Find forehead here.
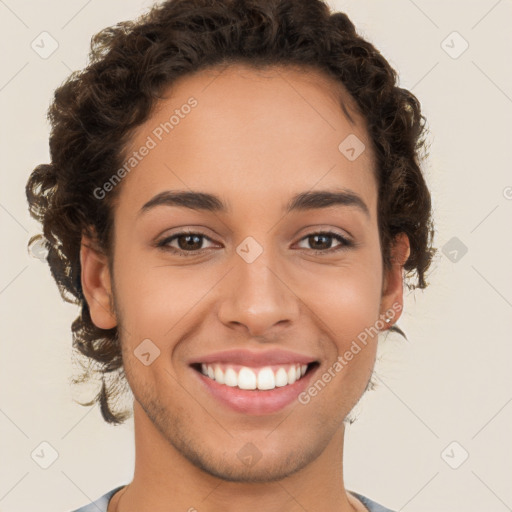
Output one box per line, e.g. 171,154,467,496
114,63,377,220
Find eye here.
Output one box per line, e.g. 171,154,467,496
156,230,216,256
295,231,353,253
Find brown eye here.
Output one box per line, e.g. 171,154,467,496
157,231,216,256
296,231,353,253
174,233,204,251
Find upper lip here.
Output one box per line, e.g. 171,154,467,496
189,348,317,367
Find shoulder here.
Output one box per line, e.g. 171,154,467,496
68,485,126,512
349,490,397,512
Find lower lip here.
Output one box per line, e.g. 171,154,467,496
193,366,317,415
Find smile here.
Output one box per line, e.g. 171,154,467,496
198,363,309,390
191,361,319,415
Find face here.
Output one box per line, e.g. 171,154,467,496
82,64,408,483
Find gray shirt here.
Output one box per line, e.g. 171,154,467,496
69,486,396,512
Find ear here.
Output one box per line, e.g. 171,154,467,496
379,232,410,329
80,233,117,330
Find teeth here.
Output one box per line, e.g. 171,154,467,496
238,367,257,390
287,365,297,385
224,367,238,387
199,362,310,390
214,365,224,384
257,367,275,390
275,367,288,387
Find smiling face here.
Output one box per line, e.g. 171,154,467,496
81,63,408,484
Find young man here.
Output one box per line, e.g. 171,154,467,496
25,1,435,511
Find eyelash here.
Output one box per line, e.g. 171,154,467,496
156,229,354,257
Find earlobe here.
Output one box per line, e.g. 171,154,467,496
80,234,117,330
380,233,410,329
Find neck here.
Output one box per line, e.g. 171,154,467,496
117,401,358,512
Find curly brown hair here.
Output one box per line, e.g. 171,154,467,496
25,0,437,425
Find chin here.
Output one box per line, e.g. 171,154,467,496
181,446,315,484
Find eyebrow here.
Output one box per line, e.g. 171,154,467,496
138,188,370,219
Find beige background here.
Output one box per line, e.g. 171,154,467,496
1,0,511,511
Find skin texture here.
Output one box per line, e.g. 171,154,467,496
81,64,410,512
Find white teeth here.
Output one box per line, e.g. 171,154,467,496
224,367,237,387
238,367,257,390
257,367,275,390
287,365,297,385
199,362,310,390
214,365,224,384
275,368,288,387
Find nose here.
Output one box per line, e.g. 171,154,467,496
217,245,300,338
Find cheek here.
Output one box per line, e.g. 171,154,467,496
294,255,383,342
298,275,381,415
311,284,380,395
114,264,209,341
